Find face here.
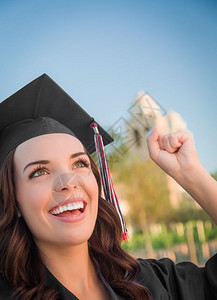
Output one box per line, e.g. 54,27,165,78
13,133,99,249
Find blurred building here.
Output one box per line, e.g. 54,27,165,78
126,92,187,208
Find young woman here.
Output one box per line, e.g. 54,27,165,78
0,74,216,300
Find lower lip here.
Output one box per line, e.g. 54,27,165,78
50,206,87,223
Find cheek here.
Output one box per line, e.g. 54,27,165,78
16,181,52,239
90,178,99,222
87,174,99,200
83,172,99,214
16,181,50,215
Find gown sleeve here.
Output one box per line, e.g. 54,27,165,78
135,253,217,300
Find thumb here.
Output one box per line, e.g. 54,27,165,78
147,127,160,162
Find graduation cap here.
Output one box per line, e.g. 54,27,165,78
0,74,128,241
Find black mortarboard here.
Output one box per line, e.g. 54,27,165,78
0,73,113,167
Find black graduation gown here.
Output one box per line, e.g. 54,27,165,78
0,253,217,300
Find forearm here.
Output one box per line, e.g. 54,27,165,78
174,163,217,224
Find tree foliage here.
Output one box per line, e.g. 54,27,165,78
111,154,172,229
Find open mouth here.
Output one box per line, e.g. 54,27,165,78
50,201,87,217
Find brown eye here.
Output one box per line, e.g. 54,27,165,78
73,159,90,169
34,169,48,177
29,166,49,178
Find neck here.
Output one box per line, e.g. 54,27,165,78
37,241,101,297
40,243,94,285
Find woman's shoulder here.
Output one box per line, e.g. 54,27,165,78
135,253,217,300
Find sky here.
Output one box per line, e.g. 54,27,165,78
0,0,217,173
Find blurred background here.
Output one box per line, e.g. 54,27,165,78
1,0,217,265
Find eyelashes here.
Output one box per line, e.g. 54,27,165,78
29,165,49,179
73,158,90,169
29,157,90,179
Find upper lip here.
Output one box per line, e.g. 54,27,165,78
49,198,87,213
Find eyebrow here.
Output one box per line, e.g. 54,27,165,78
23,152,87,173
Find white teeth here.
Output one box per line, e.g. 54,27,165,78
51,201,84,215
68,203,73,210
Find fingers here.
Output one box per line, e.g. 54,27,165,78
158,133,182,153
147,127,160,161
147,128,192,159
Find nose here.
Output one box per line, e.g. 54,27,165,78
51,172,86,205
52,172,85,192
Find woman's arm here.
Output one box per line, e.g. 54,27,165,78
147,128,217,224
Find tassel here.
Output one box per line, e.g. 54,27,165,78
90,122,128,242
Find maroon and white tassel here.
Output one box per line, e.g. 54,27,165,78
91,122,128,242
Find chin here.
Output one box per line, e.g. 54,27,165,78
56,228,95,246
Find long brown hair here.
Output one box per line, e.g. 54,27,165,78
0,148,151,300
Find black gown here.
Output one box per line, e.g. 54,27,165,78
0,253,217,299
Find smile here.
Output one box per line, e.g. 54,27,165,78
49,200,87,223
50,201,85,215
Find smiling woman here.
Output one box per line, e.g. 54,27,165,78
0,75,217,300
0,74,150,300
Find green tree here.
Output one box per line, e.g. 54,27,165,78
109,153,171,255
113,157,171,225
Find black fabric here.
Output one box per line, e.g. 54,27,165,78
0,74,113,167
0,274,14,299
135,254,217,300
0,254,217,299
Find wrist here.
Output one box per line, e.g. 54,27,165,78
173,161,206,189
